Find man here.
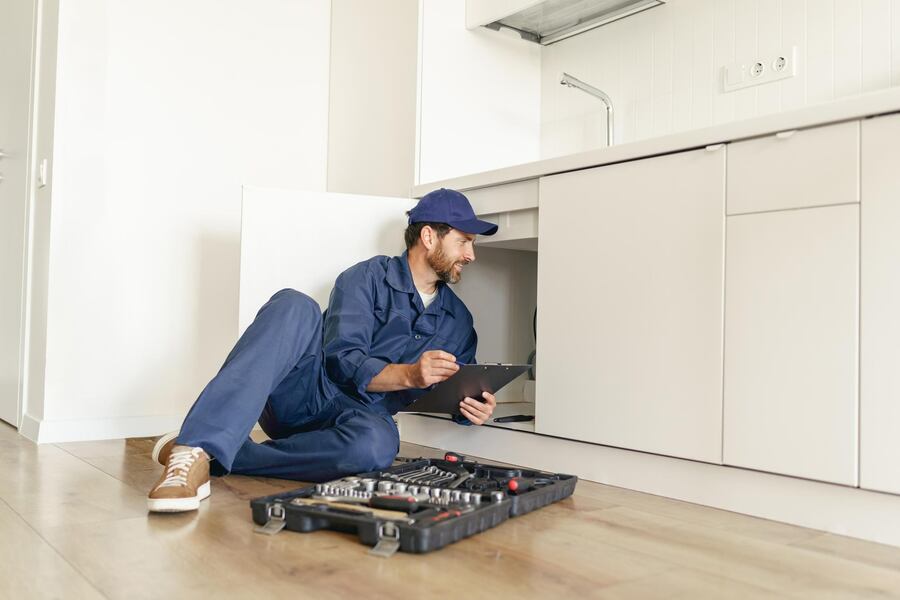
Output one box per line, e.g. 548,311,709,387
147,188,499,512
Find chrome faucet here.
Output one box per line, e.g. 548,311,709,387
560,72,614,147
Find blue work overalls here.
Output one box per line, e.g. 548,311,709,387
177,251,477,481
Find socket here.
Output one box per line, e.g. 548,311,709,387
722,46,797,93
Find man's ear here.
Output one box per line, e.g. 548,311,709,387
420,225,435,250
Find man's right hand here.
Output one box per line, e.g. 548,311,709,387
406,350,459,388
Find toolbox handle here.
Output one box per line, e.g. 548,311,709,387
369,522,401,558
254,502,286,536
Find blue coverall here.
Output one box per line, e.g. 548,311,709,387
176,251,478,481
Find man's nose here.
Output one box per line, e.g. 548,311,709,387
464,247,476,263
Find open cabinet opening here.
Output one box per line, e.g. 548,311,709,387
418,238,539,433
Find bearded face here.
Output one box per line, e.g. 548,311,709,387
426,235,470,284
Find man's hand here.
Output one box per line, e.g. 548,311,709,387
459,391,496,425
406,350,459,388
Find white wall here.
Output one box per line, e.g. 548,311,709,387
417,0,542,185
25,0,332,441
541,0,900,157
327,0,419,198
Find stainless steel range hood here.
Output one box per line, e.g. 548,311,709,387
484,0,666,46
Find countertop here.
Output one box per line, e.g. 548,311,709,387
411,86,900,198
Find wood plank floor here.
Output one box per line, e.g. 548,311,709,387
2,421,900,599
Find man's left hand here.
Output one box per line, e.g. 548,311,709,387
459,392,496,425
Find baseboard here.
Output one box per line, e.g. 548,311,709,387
19,413,184,444
397,413,900,548
19,413,42,441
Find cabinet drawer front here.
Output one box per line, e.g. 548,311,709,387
463,179,538,215
727,121,859,215
723,205,859,485
477,208,538,251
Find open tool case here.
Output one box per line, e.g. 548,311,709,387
250,452,577,557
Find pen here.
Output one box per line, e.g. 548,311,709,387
492,414,534,423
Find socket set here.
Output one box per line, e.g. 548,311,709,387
250,452,577,556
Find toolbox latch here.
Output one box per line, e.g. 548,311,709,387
369,521,401,558
254,502,286,536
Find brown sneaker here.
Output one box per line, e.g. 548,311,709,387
147,446,211,513
151,430,180,466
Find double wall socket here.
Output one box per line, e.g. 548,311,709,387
722,47,797,93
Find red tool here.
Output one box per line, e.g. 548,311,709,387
370,495,420,513
444,452,465,463
507,477,553,494
429,509,463,523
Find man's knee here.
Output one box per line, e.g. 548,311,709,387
368,432,399,470
341,417,398,472
267,289,321,322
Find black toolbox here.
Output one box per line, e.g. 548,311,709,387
250,452,578,556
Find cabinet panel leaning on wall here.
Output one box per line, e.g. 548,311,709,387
536,147,726,463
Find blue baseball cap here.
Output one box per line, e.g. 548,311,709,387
408,188,498,236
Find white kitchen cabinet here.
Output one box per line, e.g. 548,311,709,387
860,113,900,494
535,147,726,463
727,121,859,215
723,205,859,486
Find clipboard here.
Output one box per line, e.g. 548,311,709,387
402,363,531,415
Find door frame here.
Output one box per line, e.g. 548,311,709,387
1,0,38,428
3,0,58,431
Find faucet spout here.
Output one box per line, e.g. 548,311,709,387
560,72,614,147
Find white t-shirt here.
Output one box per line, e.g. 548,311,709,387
418,288,438,309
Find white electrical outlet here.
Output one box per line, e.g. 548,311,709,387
722,47,797,93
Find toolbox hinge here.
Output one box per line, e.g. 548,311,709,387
369,521,401,558
254,502,287,536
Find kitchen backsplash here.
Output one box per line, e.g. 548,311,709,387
541,0,900,157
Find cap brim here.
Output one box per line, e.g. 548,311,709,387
448,218,499,236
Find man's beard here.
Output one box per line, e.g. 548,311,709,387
427,244,465,284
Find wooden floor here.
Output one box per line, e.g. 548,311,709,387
3,422,900,599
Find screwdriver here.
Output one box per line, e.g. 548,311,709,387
506,477,554,494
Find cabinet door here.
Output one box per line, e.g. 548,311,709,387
536,148,726,463
239,187,414,333
723,205,858,485
861,114,900,494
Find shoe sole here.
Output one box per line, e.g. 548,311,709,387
151,430,180,466
147,481,211,513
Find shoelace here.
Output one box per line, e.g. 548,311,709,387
158,447,204,489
